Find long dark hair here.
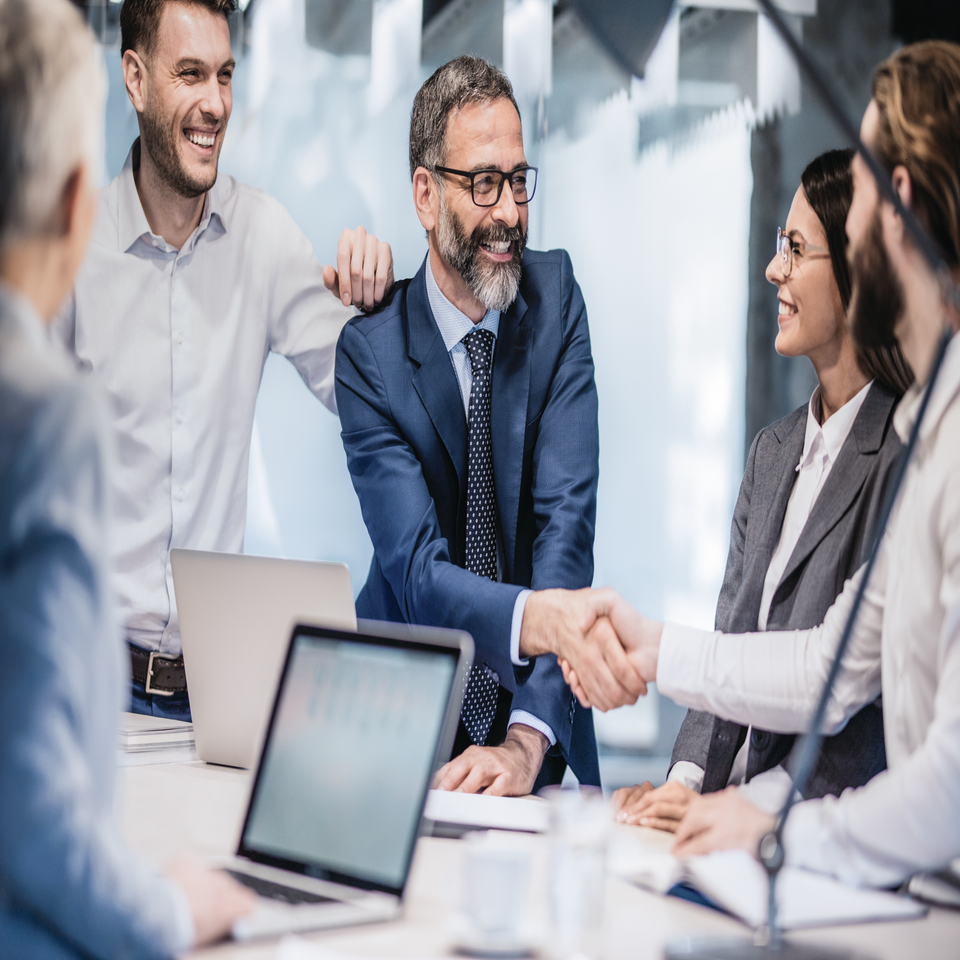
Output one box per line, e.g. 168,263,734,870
800,149,914,393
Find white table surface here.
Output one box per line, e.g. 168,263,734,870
118,760,960,959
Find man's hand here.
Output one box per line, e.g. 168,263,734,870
432,724,549,796
322,225,394,311
611,780,697,832
559,588,662,709
519,589,647,712
672,787,776,859
165,856,256,947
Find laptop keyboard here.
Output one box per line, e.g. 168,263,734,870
226,869,336,905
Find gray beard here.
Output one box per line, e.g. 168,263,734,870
437,196,525,312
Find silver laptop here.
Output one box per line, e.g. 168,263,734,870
171,549,356,769
221,619,472,940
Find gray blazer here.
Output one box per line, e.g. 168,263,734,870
671,381,902,798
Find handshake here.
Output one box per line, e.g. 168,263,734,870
518,588,664,711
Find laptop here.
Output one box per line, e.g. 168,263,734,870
221,619,472,940
171,549,357,769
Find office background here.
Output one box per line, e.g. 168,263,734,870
82,0,957,786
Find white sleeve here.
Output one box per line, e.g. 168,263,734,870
266,203,354,415
668,761,705,793
782,600,960,887
737,764,795,815
656,553,885,736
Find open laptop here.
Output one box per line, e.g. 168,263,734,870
171,549,357,769
220,619,472,940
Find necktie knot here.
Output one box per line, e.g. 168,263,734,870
462,328,495,377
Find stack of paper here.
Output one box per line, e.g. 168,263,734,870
423,789,549,834
119,712,197,766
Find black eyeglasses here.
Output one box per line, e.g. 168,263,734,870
433,165,539,207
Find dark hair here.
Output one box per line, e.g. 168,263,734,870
800,149,914,394
120,0,236,60
409,55,520,180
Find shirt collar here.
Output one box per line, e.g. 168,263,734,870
894,328,960,445
798,379,873,471
117,139,227,254
425,252,499,353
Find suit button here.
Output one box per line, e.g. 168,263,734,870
751,729,769,749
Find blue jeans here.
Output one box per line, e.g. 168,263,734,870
129,677,192,722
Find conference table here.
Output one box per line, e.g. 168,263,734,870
119,759,960,959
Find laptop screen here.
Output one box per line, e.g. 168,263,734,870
238,625,460,894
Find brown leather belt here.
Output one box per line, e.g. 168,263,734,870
128,642,188,696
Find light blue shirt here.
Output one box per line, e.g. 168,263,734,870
0,283,193,958
424,256,553,747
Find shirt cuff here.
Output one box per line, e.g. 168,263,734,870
166,875,196,954
511,590,532,666
736,764,796,815
668,760,705,793
508,710,557,747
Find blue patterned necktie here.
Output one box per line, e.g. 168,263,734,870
460,328,500,745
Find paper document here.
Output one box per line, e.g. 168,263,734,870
277,936,432,960
424,789,549,833
613,846,926,930
118,712,197,766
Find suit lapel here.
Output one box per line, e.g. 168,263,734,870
407,265,468,487
754,415,806,571
727,411,805,630
491,289,531,579
775,383,894,591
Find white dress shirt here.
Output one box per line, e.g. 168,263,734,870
670,381,872,806
658,332,960,887
52,142,352,654
424,254,553,747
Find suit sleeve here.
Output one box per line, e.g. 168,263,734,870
670,430,761,773
0,385,191,959
336,322,522,683
509,252,599,757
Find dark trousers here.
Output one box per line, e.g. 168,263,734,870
128,677,192,722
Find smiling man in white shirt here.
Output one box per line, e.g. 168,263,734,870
53,0,394,719
567,40,960,889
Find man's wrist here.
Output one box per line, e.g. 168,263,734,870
518,589,563,660
504,723,550,767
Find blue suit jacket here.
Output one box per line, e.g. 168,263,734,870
335,250,600,785
0,287,190,959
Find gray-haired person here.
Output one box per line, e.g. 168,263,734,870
0,0,252,955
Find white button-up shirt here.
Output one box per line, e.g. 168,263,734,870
658,331,960,886
52,142,352,654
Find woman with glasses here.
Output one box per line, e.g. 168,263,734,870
612,149,913,830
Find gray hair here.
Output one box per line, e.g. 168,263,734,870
409,55,520,180
0,0,104,248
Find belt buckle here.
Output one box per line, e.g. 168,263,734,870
145,650,178,697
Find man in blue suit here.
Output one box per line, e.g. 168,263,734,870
336,56,631,793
